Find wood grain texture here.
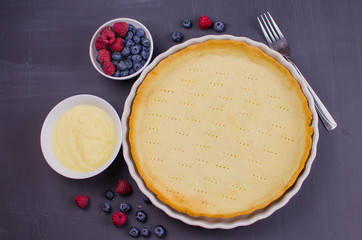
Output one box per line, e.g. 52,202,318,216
0,0,361,239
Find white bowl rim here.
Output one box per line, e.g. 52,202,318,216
40,94,122,179
89,18,154,80
121,35,319,229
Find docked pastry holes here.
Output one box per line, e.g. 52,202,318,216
129,40,313,218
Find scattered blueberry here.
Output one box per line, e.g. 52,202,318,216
133,35,141,44
141,50,149,60
125,39,135,47
124,60,133,69
141,228,151,237
113,69,121,77
182,19,192,28
128,24,134,31
142,195,151,204
102,202,112,213
131,45,141,55
130,227,140,238
135,210,148,223
133,62,143,72
132,55,142,62
111,51,122,61
121,46,131,57
171,31,183,42
135,28,145,37
120,69,130,77
105,190,115,200
125,31,134,40
117,61,127,71
141,37,150,47
119,202,131,213
154,225,166,238
213,21,225,32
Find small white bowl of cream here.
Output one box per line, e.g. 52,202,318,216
40,94,122,179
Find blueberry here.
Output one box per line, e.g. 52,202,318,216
105,190,115,200
119,202,131,213
111,51,122,61
117,61,127,71
124,60,133,69
125,31,134,40
182,19,192,28
132,28,137,34
133,35,141,44
133,62,142,72
131,45,141,55
125,39,135,47
129,68,135,75
99,63,103,68
140,50,149,60
113,69,121,77
120,69,130,77
130,227,140,238
112,60,119,66
128,24,134,31
121,46,131,57
96,56,100,62
171,31,183,42
154,225,166,238
213,21,225,32
102,202,112,213
131,55,142,62
135,210,147,223
141,37,150,47
141,228,151,237
142,195,151,204
142,46,150,52
135,28,145,37
127,55,133,60
141,60,146,66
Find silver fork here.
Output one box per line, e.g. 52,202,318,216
257,12,337,131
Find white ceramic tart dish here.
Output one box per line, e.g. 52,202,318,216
122,35,319,228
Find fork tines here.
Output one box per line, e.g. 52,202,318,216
257,12,284,46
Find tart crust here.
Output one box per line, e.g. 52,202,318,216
129,40,313,218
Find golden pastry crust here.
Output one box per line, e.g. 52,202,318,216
129,40,313,218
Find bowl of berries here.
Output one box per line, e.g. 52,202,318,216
89,18,153,80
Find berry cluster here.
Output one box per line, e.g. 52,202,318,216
95,22,151,77
74,179,166,238
172,15,226,43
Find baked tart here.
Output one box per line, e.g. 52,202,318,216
129,39,313,218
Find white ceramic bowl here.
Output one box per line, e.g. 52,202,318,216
40,94,122,179
89,18,154,80
122,35,319,228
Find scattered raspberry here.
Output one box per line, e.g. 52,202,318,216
113,22,129,37
102,61,116,75
198,15,212,30
115,179,132,195
108,37,124,52
97,49,111,63
112,211,127,227
99,26,112,36
74,195,89,208
101,29,116,45
95,37,107,50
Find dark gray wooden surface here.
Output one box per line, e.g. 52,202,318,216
1,0,361,239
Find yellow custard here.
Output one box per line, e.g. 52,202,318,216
51,105,117,172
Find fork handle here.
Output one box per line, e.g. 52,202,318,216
284,56,337,131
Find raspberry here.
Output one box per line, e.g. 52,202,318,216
108,37,123,52
115,179,132,195
102,61,116,75
97,49,111,63
95,37,107,50
74,195,89,208
99,26,112,36
198,15,212,30
113,22,129,37
112,211,127,227
101,29,116,45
